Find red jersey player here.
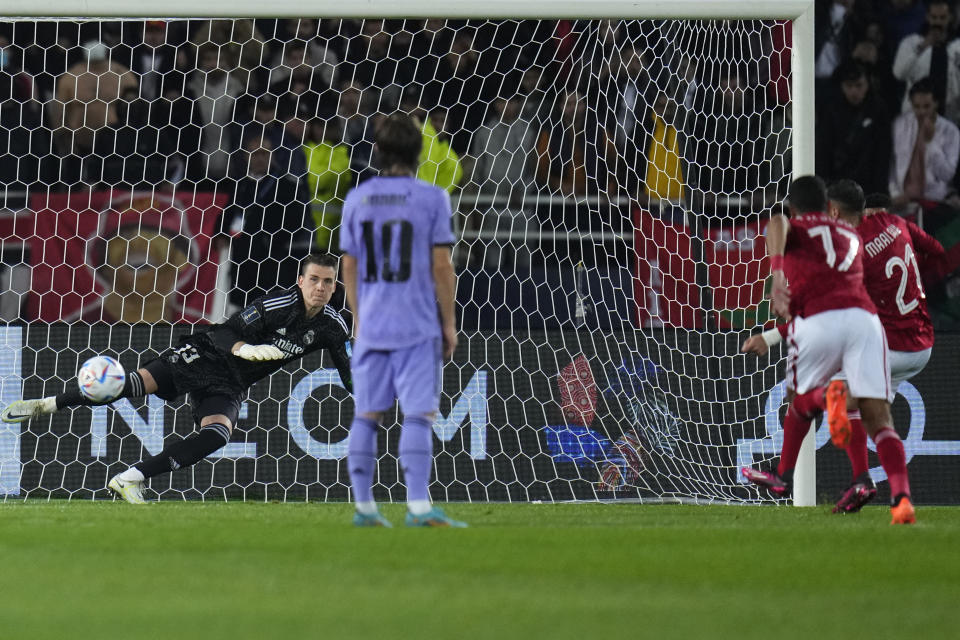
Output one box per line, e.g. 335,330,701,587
827,184,941,512
740,176,916,524
744,183,943,516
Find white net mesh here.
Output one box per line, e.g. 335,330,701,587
0,17,791,501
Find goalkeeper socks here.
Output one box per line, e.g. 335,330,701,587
873,426,911,501
777,402,814,478
135,423,231,479
348,416,378,505
845,411,869,479
399,415,433,504
56,370,147,409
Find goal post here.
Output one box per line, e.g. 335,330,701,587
0,1,818,504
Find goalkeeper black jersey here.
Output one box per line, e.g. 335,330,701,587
179,286,353,393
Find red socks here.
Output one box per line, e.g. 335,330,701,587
873,427,911,500
777,388,825,477
845,411,869,479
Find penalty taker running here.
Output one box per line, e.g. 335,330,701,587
1,253,352,504
740,176,916,524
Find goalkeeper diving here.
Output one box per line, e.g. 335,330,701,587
1,253,352,504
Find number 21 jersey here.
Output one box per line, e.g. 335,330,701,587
856,211,934,352
783,212,876,319
340,175,456,349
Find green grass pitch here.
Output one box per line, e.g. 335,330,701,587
1,502,958,640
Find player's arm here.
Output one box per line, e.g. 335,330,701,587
210,299,285,361
742,321,789,356
328,333,353,394
433,245,457,360
927,120,960,182
765,214,791,319
338,192,360,335
341,254,359,335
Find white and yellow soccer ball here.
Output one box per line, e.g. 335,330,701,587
77,355,126,402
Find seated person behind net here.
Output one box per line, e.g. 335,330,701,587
1,254,352,504
224,132,312,309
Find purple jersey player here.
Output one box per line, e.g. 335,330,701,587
340,113,464,528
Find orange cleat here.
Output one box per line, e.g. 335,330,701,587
826,380,851,449
890,496,916,525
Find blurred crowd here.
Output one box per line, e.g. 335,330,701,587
7,9,960,304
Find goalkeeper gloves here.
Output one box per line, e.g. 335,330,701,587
233,344,286,361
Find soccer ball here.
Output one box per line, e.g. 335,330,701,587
77,355,126,402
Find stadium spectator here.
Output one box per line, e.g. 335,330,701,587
304,117,351,252
640,89,688,218
816,62,890,195
340,112,465,528
889,78,960,208
182,44,247,187
189,19,266,92
337,79,379,185
881,0,929,55
891,0,960,117
815,0,860,81
345,19,408,111
223,133,313,308
280,19,339,91
2,254,352,506
685,68,768,216
49,40,137,186
518,66,554,126
602,43,653,162
535,89,616,199
0,36,44,188
418,107,463,193
845,14,898,102
432,30,500,154
466,94,536,268
267,41,328,119
129,21,179,102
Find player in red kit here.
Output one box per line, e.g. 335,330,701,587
825,184,941,513
740,176,916,524
744,184,943,515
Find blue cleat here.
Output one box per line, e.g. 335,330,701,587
353,511,393,528
405,507,468,528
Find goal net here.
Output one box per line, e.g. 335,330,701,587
0,11,804,502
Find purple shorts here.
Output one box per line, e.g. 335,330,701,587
352,338,443,415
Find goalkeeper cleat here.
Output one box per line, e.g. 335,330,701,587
353,511,393,528
832,473,877,514
826,380,851,449
108,474,146,505
405,507,468,528
741,466,791,497
2,399,51,424
890,495,916,525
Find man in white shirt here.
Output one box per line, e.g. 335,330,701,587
891,0,960,119
890,78,960,205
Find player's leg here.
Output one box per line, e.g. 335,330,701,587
1,361,162,424
394,338,465,527
742,315,841,496
109,393,241,504
844,311,914,524
348,344,394,526
859,398,914,524
833,387,876,513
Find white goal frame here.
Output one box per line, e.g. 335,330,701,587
0,0,817,505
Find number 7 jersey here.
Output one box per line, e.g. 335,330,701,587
856,210,935,352
783,212,876,319
340,175,456,349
